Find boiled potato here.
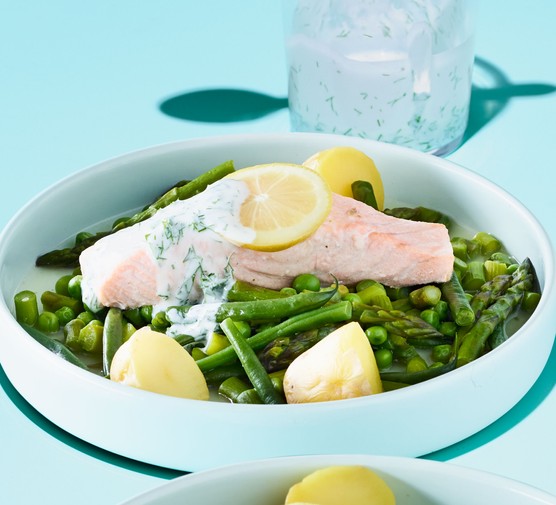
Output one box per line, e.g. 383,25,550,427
303,146,384,210
110,327,209,400
283,322,382,403
285,465,395,505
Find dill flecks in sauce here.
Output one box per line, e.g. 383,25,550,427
81,178,255,340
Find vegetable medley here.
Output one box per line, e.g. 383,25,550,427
13,147,541,405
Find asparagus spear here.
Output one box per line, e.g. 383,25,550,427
257,326,339,373
35,160,235,267
457,258,534,367
355,304,445,341
383,206,451,228
112,160,235,231
469,273,513,316
440,271,475,326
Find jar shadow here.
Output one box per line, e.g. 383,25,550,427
158,57,555,152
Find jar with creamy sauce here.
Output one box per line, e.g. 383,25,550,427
282,0,476,156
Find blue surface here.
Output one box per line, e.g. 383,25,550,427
1,1,555,503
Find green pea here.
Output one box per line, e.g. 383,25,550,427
420,309,440,329
67,275,83,300
432,344,452,363
343,293,362,304
433,300,449,320
75,231,94,245
439,321,457,337
140,305,153,323
123,308,145,327
365,326,388,346
355,279,377,292
122,322,137,343
54,274,73,296
374,348,393,370
151,311,169,330
292,273,321,293
54,306,76,326
76,310,96,325
280,287,297,297
406,356,428,373
37,311,60,333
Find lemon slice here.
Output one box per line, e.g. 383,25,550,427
303,146,384,210
224,163,332,252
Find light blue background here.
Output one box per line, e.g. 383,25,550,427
1,1,555,503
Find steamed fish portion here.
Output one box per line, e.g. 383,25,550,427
80,182,453,314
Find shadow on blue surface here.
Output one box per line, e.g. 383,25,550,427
158,57,556,149
1,336,554,478
424,337,556,461
0,363,185,479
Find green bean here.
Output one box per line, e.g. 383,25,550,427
451,237,469,260
64,318,85,351
484,260,508,281
461,261,486,291
357,283,392,309
440,271,475,326
203,364,247,386
220,318,284,404
409,285,441,309
102,308,123,377
168,287,336,325
196,301,353,372
79,321,104,354
40,291,83,315
218,376,251,403
14,290,39,326
236,377,284,404
21,323,88,370
226,280,290,302
472,231,502,256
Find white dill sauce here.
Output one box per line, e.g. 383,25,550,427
78,178,255,341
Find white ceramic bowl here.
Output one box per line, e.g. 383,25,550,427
119,454,556,505
0,133,554,471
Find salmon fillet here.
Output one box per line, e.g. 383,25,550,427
231,194,454,289
80,192,454,311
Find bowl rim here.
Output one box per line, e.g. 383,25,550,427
0,132,554,469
